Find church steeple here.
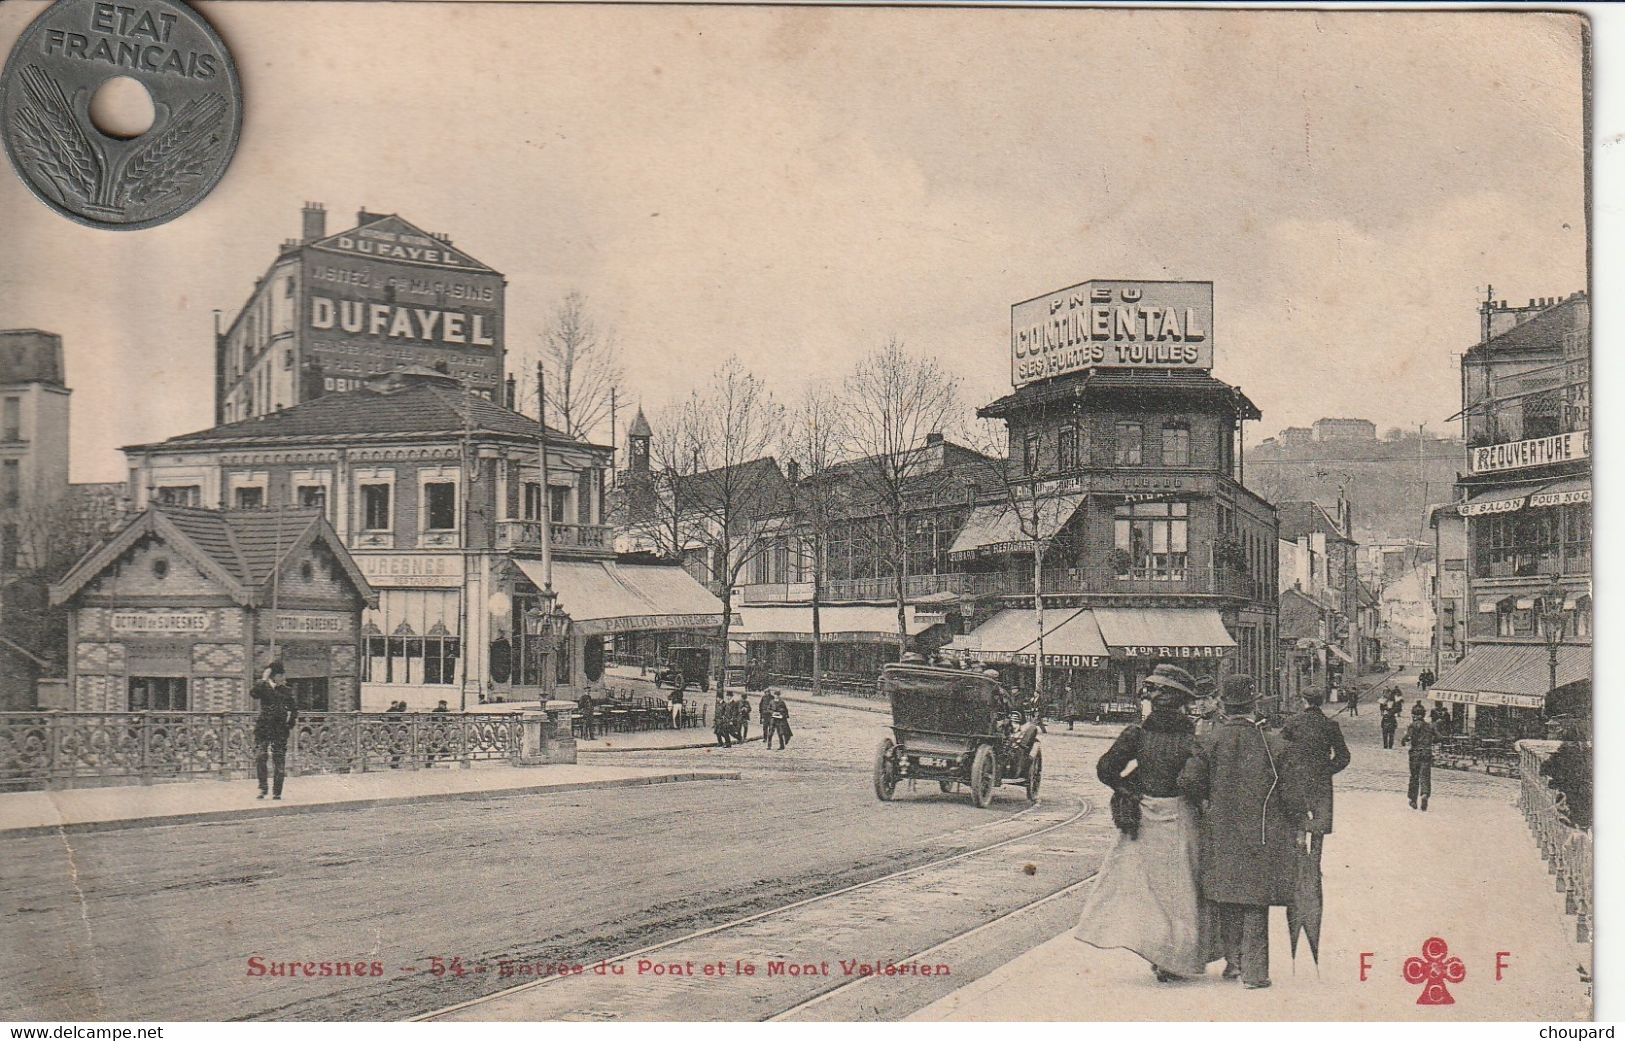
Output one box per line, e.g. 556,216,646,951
627,407,652,473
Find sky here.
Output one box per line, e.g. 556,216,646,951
0,3,1588,482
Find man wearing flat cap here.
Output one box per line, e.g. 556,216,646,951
1178,674,1300,989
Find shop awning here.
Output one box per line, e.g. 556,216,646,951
1431,643,1592,710
1458,485,1540,516
1091,607,1236,660
1528,476,1591,509
947,493,1088,560
736,604,937,644
1327,644,1355,664
517,559,727,636
949,608,1110,668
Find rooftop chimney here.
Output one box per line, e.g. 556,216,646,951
786,460,802,482
926,432,944,445
301,201,326,242
505,374,517,409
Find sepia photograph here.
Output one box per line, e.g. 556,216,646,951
0,0,1600,1026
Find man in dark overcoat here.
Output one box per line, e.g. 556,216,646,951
1380,702,1399,749
1280,688,1351,864
1401,702,1436,810
1178,675,1301,989
251,662,298,800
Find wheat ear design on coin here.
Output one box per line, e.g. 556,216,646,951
15,64,104,203
114,93,228,207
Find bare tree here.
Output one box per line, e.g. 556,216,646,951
970,415,1079,706
836,337,962,657
523,291,624,442
782,387,850,696
679,358,788,695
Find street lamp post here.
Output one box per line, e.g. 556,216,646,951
1540,572,1566,700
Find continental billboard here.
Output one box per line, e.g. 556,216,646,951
301,216,505,398
1011,279,1213,387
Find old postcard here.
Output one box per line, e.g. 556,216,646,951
0,1,1596,1025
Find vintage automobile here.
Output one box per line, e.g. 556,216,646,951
872,662,1041,808
653,647,711,692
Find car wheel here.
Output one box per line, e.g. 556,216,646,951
970,744,996,808
1025,746,1043,803
938,779,956,794
873,737,898,801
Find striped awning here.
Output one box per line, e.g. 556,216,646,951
1431,643,1592,710
947,493,1088,560
949,608,1110,668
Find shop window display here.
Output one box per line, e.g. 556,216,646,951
363,589,461,685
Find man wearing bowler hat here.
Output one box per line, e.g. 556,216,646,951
1179,674,1301,989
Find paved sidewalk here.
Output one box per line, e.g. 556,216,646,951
912,786,1591,1021
0,763,740,837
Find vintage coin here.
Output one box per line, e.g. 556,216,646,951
1,0,241,230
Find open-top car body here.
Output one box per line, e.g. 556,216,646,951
872,662,1041,808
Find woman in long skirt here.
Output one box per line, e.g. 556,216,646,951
1074,664,1216,981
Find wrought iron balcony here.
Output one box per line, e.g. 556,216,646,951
494,519,614,554
737,565,1260,604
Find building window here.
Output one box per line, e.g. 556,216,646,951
156,485,202,506
1,522,16,570
577,470,594,525
1161,423,1191,466
1114,423,1143,465
234,486,264,510
1475,507,1565,578
361,483,392,531
1057,423,1081,472
1,397,19,442
288,678,328,711
1,460,18,508
523,481,542,521
363,589,460,686
1023,432,1040,475
1522,391,1562,440
1113,501,1188,578
285,276,295,298
129,676,188,711
297,485,327,513
424,482,458,531
1563,506,1591,573
549,485,569,525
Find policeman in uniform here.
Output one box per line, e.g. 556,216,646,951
251,662,298,800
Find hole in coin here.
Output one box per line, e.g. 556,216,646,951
89,76,155,139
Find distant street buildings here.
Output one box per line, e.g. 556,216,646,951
1431,291,1591,736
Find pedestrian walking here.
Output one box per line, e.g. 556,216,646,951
1401,703,1436,811
1280,688,1351,865
1380,704,1399,749
251,662,298,800
1074,664,1216,982
759,689,775,742
1345,686,1360,717
1178,675,1302,990
714,692,736,747
1062,678,1080,730
768,692,792,749
736,689,752,742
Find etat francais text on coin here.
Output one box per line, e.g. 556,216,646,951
1,0,242,230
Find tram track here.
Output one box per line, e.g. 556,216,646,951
415,792,1100,1022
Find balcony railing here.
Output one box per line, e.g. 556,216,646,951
738,565,1259,603
0,711,526,791
495,519,614,553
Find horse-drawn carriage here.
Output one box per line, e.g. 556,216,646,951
872,662,1042,808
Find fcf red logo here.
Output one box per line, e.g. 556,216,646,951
1403,937,1467,1004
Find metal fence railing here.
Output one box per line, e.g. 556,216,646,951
1517,739,1592,943
0,711,527,791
